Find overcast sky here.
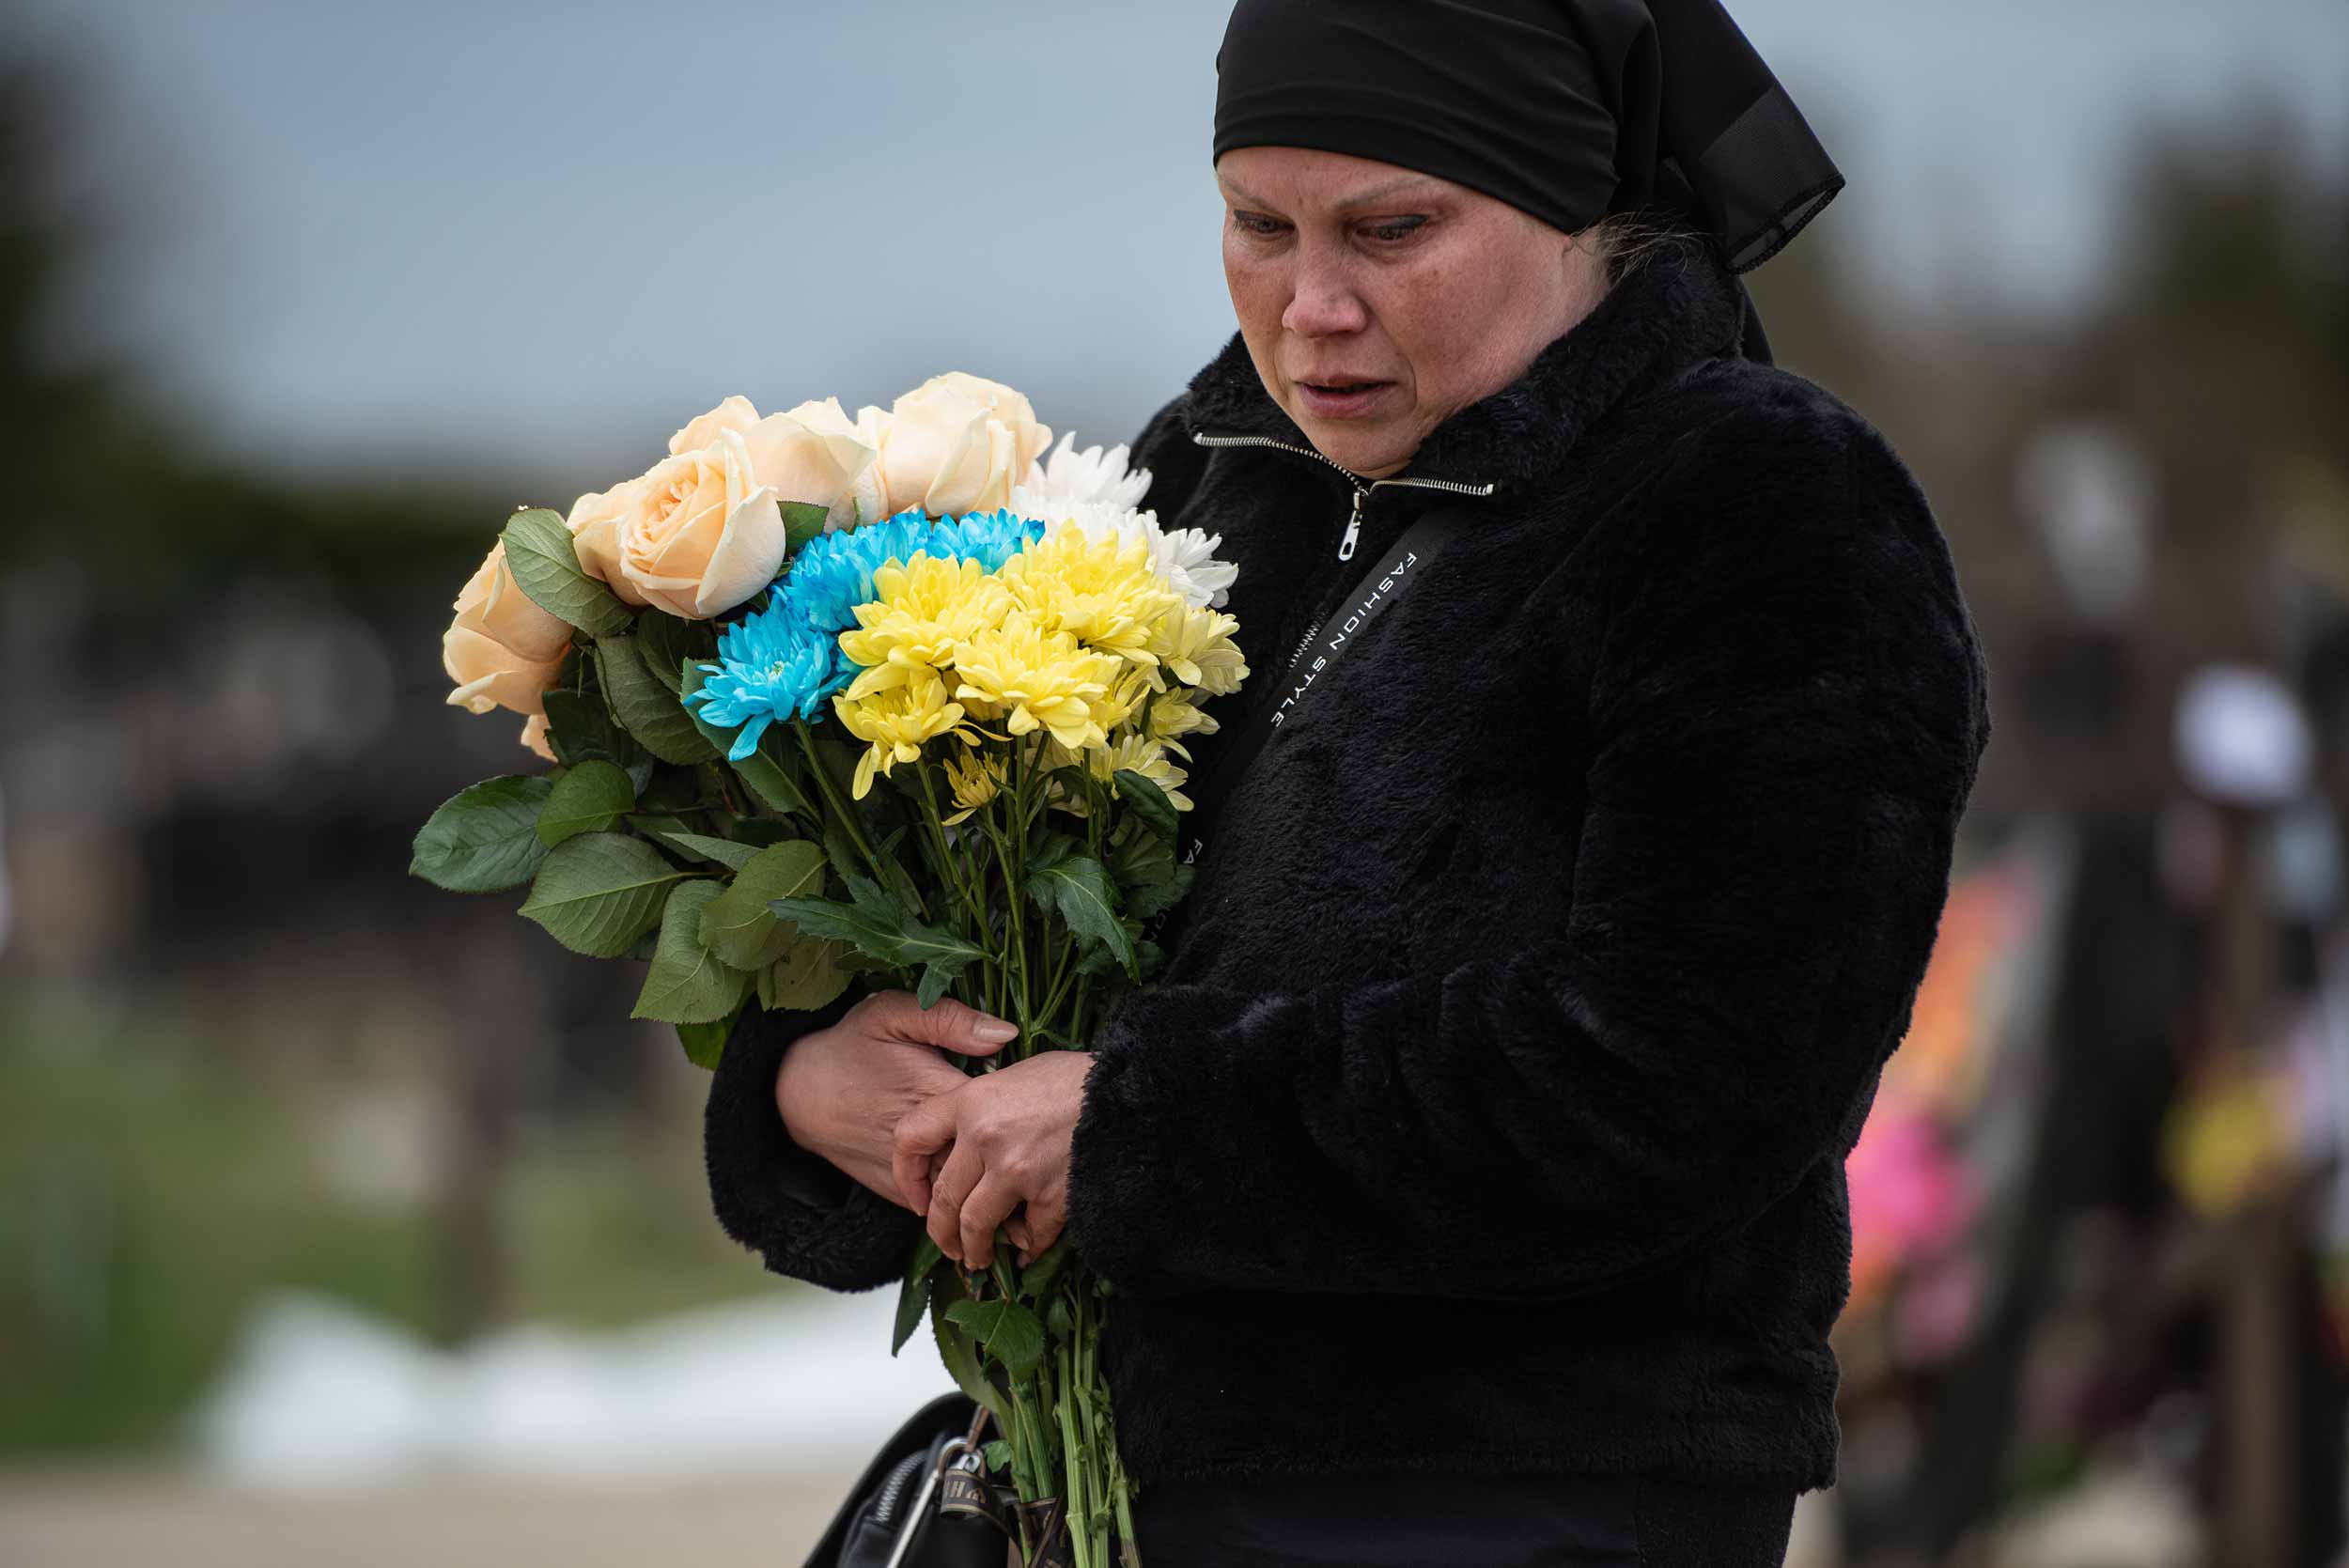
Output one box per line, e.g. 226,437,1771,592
8,0,2344,491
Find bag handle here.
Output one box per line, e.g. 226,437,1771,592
884,1405,996,1568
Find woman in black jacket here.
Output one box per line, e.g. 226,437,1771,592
704,2,1992,1562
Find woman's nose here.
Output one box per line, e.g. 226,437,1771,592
1281,246,1370,337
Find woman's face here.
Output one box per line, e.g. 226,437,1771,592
1217,145,1610,480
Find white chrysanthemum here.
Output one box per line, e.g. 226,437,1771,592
1019,431,1154,511
1006,490,1237,613
1148,523,1237,611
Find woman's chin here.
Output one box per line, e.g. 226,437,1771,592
1291,414,1412,480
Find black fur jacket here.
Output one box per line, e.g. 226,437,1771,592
704,232,1992,1497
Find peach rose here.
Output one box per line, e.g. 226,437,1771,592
568,396,881,619
859,372,1053,519
776,396,889,531
443,539,571,720
520,713,557,762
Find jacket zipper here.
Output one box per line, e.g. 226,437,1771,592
1190,430,1498,561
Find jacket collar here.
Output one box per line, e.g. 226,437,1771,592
1179,234,1750,491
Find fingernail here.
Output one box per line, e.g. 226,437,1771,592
974,1018,1019,1044
1017,1250,1031,1268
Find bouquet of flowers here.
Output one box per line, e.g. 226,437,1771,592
412,372,1246,1568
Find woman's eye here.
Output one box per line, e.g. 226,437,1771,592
1231,210,1285,238
1364,216,1427,244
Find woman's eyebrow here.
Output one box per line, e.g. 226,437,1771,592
1217,173,1445,211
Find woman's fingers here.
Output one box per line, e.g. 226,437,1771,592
868,990,1019,1059
892,1087,961,1214
959,1173,1022,1272
1020,1188,1068,1259
925,1137,987,1264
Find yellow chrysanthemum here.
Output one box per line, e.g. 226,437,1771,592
837,552,1012,701
832,669,978,799
1039,731,1193,817
941,750,1005,826
1090,733,1192,811
951,611,1119,753
1092,663,1158,737
1143,684,1219,743
1146,603,1249,696
999,519,1181,671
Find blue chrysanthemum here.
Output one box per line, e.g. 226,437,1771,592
687,609,851,762
952,507,1050,573
772,507,1049,638
680,506,1053,757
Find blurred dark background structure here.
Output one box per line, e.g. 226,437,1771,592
2,2,2345,1563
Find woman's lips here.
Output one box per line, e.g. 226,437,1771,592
1296,379,1393,420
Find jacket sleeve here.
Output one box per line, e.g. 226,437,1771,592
703,981,925,1292
1064,413,1993,1302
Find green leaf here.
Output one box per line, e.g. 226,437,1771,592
631,822,756,871
699,842,828,969
1047,1293,1076,1343
805,723,867,813
501,507,635,636
636,768,704,814
676,1001,744,1070
541,688,646,773
1017,1235,1073,1300
1136,938,1166,980
762,936,855,1011
915,962,956,1009
820,819,866,886
1109,823,1193,920
728,818,800,849
679,660,818,818
772,871,990,990
1123,862,1194,921
599,635,721,765
1023,835,1135,979
778,500,829,554
931,1270,1012,1428
981,1438,1013,1473
872,824,929,917
411,775,553,892
1112,768,1180,842
769,872,911,968
635,609,718,696
632,880,753,1024
519,832,692,956
943,1297,1046,1378
536,759,635,847
894,1234,945,1357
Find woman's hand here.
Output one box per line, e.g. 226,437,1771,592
892,1049,1097,1271
775,991,1019,1210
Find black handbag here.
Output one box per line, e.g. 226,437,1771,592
803,1391,1055,1568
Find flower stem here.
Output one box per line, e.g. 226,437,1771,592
790,716,880,877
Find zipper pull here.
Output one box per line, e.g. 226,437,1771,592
1337,487,1364,561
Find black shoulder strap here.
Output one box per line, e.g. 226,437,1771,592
1182,501,1474,865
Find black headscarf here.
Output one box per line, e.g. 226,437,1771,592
1212,0,1844,363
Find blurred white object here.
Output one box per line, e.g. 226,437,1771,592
2172,663,2312,809
2265,797,2343,919
2016,419,2155,626
1987,1460,2203,1568
195,1290,954,1486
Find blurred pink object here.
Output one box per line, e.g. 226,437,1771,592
1847,1101,1979,1316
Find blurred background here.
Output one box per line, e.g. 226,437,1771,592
1,0,2344,1563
